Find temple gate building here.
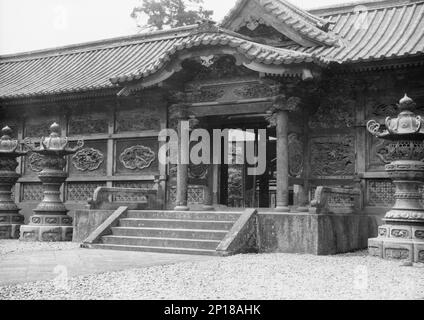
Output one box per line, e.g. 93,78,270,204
1,0,424,258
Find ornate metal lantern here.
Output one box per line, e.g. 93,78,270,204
0,126,27,239
367,94,424,262
20,123,83,241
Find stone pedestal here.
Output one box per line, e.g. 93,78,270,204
368,161,424,262
0,126,26,239
20,168,73,241
0,172,24,239
20,123,83,242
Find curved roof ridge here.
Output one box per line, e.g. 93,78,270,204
309,0,424,17
110,29,330,85
0,24,199,63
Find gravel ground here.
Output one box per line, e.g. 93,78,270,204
0,239,80,256
1,250,423,300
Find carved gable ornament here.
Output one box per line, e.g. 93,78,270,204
71,148,104,171
119,145,155,170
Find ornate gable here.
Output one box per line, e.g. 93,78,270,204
221,0,340,48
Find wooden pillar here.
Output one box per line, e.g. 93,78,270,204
170,104,198,211
202,164,214,210
258,129,269,208
202,129,214,211
266,94,300,213
175,118,189,211
275,110,290,212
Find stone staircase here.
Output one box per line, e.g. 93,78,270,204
88,210,243,255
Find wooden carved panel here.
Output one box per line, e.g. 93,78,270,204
113,181,155,201
25,117,60,138
68,112,108,135
168,185,205,204
309,96,355,129
115,139,159,175
66,182,106,201
310,135,355,177
186,80,279,103
368,135,391,171
22,183,43,201
69,140,107,176
288,133,303,177
367,180,395,207
115,97,162,133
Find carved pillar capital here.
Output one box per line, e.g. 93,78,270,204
169,104,199,130
265,95,301,127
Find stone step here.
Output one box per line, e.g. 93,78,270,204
119,218,234,230
102,235,221,250
89,243,217,256
126,210,242,222
111,227,228,240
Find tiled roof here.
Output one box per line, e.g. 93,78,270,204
221,0,340,46
1,0,423,100
284,0,424,63
110,27,330,84
0,26,328,99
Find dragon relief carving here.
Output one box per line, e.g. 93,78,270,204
71,148,104,171
311,136,355,177
309,96,355,129
119,145,156,170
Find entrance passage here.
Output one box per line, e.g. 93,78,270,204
217,128,294,209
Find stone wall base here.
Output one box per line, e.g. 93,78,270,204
257,213,379,255
20,225,73,241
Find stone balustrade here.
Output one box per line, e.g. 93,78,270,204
309,186,361,214
87,187,158,210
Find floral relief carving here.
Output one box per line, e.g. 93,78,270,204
189,164,208,179
288,133,303,177
414,230,424,239
119,145,155,170
186,87,225,103
71,148,104,172
233,83,278,99
391,229,409,238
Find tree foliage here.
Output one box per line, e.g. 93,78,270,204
131,0,213,31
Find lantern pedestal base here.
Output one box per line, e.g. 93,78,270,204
20,214,73,242
20,225,73,242
0,213,24,239
368,223,424,263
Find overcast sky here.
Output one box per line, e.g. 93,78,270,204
0,0,346,55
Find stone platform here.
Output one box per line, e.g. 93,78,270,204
257,212,379,255
74,208,380,256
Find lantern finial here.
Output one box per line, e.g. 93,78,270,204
398,93,416,111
